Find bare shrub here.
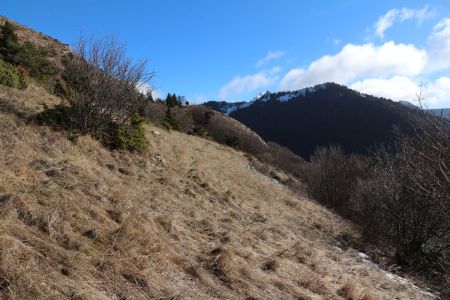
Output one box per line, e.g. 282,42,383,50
145,101,166,123
262,142,306,178
353,111,450,273
302,146,367,216
63,36,153,135
171,107,194,132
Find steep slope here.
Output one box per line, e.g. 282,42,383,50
206,83,419,159
0,83,437,299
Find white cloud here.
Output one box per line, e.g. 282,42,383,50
427,18,450,72
375,6,433,38
256,50,285,67
350,76,450,107
423,77,450,106
279,42,427,91
219,67,281,99
350,76,419,102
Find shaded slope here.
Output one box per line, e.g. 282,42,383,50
207,83,419,159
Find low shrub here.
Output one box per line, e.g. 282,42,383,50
14,41,57,79
163,107,180,130
0,59,28,89
145,101,166,123
0,22,56,80
37,107,148,152
115,114,148,152
301,146,367,216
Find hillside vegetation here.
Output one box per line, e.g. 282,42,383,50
0,83,437,300
0,17,441,299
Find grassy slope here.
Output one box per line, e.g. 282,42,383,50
0,84,436,299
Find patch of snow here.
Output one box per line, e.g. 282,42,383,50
224,83,333,115
383,271,436,298
354,250,437,299
278,93,294,102
224,102,252,115
333,246,343,252
357,251,370,259
331,242,437,299
277,83,329,102
254,91,271,102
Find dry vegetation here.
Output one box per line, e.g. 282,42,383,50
0,15,71,71
0,83,438,299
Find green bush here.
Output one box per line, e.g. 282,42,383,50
0,59,28,89
116,114,148,152
163,107,180,130
0,21,56,80
0,21,20,63
14,42,57,79
36,107,148,152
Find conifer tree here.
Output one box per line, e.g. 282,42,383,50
0,21,20,63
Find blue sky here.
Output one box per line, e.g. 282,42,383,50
2,0,450,107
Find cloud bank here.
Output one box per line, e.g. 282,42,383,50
218,8,450,107
219,67,281,99
278,13,450,107
279,42,427,90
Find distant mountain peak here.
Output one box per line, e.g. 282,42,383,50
252,82,342,104
204,82,425,159
205,82,355,116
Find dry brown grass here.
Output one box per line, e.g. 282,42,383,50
0,83,437,299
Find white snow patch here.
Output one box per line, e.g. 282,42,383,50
224,102,252,115
357,251,370,259
332,242,437,299
277,83,329,102
354,250,437,299
254,91,271,102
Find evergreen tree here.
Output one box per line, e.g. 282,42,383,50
0,21,20,63
165,93,180,108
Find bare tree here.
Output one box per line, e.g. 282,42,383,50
353,95,450,272
63,35,154,134
301,146,367,216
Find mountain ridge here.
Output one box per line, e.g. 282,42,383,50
205,83,423,159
